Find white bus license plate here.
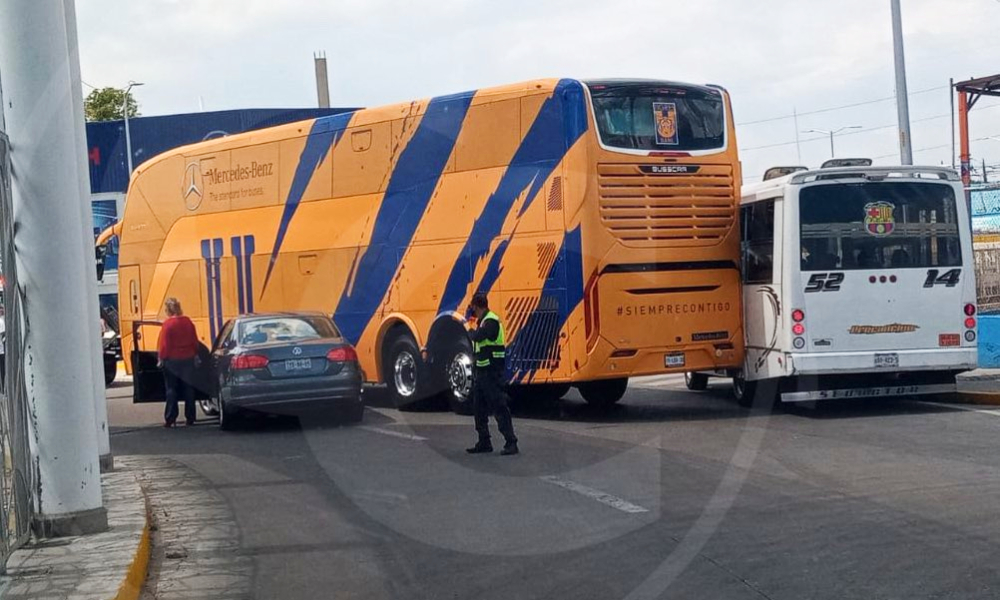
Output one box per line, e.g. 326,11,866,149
285,358,312,372
664,353,685,368
874,353,898,369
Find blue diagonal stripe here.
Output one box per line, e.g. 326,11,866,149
263,112,354,291
437,79,588,314
334,92,474,344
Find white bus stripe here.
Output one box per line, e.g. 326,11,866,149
540,475,649,514
358,426,428,441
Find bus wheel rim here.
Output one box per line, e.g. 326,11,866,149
448,352,473,401
394,351,417,398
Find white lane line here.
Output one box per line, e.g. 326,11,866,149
358,426,428,441
918,401,1000,417
539,475,649,514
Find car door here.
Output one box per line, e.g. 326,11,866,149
131,320,215,403
211,320,237,390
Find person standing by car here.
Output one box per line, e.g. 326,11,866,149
465,292,518,456
158,297,199,427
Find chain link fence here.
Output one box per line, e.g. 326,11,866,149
0,131,36,570
972,186,1000,314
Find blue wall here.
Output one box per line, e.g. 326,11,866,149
86,107,357,194
979,315,1000,368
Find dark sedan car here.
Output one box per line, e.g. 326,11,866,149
205,313,364,429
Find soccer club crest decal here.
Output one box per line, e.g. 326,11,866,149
653,102,679,146
863,201,895,237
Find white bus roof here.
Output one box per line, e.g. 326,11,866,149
742,166,961,204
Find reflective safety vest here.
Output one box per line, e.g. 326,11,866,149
473,311,506,369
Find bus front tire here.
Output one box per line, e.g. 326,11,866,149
578,378,628,407
684,372,709,391
385,334,427,410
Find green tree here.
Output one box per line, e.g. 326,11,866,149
84,87,140,122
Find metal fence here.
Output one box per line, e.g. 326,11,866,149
972,186,1000,314
0,131,35,570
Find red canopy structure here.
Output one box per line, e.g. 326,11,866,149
955,74,1000,187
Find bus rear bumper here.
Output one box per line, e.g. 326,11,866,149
787,348,977,376
578,336,744,381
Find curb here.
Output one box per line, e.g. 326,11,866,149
954,391,1000,406
112,478,152,600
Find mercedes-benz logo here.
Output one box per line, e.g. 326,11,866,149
182,162,204,211
292,347,303,356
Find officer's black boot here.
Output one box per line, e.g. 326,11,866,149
466,441,493,454
500,441,519,456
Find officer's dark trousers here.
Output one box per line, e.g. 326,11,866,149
473,366,517,446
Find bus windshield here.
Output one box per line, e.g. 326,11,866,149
587,82,725,151
799,182,962,271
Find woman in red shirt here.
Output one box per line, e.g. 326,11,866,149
158,298,200,427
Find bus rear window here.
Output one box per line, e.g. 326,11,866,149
799,182,962,271
587,82,725,151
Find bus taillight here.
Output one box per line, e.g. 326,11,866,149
964,303,977,316
964,317,976,330
792,309,805,323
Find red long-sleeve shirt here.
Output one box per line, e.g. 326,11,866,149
158,316,199,360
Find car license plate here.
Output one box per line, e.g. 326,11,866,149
285,358,312,372
874,353,898,369
664,353,685,368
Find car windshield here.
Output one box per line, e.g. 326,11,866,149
799,181,963,271
239,316,338,346
588,82,725,151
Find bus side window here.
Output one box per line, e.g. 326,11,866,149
742,200,775,285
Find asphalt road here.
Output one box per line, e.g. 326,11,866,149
108,376,1000,600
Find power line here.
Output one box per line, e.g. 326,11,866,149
740,101,1000,152
736,84,949,126
871,133,1000,160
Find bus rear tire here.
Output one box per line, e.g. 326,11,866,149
385,333,427,410
578,378,628,407
684,372,709,391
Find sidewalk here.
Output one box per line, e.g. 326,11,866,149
0,461,150,600
956,368,1000,404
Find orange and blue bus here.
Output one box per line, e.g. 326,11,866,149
103,78,744,412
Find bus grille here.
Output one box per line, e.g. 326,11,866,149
598,163,736,246
506,295,561,373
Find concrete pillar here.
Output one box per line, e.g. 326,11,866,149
0,0,107,536
63,0,112,472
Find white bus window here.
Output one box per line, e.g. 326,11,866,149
741,200,775,284
799,182,962,272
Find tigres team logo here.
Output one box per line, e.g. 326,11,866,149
653,102,679,146
863,201,895,237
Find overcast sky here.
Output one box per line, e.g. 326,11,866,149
77,0,1000,181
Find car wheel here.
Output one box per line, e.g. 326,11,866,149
684,372,709,391
578,378,628,407
103,355,117,387
199,399,219,417
443,339,474,415
218,391,242,431
385,334,426,410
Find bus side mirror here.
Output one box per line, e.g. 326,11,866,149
95,246,107,282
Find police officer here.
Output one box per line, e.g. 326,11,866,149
465,292,519,456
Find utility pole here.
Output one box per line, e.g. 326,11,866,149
63,0,112,471
793,107,802,163
950,78,956,169
0,0,107,536
891,0,913,164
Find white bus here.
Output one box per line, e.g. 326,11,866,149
686,164,978,406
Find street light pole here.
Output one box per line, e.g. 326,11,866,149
891,0,914,165
122,81,142,174
803,126,863,158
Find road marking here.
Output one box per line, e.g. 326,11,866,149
358,425,427,441
539,475,649,514
919,401,1000,417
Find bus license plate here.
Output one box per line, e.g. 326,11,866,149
665,353,685,368
874,353,898,369
285,358,312,372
